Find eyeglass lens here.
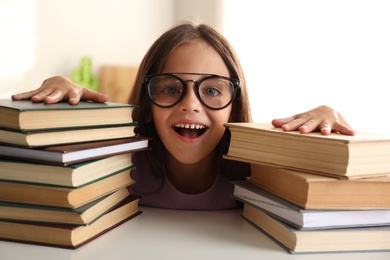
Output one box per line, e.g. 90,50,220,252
148,75,235,109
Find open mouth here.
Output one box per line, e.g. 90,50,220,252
174,123,207,139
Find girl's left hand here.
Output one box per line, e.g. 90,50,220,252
271,105,356,136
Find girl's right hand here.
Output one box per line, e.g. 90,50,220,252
11,76,109,105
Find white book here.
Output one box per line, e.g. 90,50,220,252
233,180,390,230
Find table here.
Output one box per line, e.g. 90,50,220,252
1,206,389,260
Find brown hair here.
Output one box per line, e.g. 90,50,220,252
129,21,252,180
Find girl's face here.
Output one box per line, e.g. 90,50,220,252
151,40,232,164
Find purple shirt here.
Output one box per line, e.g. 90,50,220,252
128,154,239,210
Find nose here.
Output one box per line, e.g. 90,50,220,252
177,81,202,112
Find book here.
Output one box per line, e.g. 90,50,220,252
0,196,141,249
224,122,390,179
0,99,136,131
0,124,137,147
233,180,390,230
247,163,390,209
0,188,132,225
0,153,134,188
0,169,134,208
0,137,150,166
242,203,390,254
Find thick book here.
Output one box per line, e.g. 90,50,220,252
0,153,134,188
0,169,134,209
0,188,132,225
224,122,390,179
233,180,390,230
0,99,136,131
0,137,150,166
242,203,390,254
0,196,141,249
0,123,137,147
247,163,390,209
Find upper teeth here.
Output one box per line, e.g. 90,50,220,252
175,124,205,129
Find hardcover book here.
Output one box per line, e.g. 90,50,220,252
0,124,137,147
0,196,141,249
247,163,390,209
0,169,134,208
234,180,390,230
224,122,390,179
0,137,150,166
0,188,133,225
0,99,136,131
0,153,134,188
242,203,390,254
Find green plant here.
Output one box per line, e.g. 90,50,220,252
71,56,99,91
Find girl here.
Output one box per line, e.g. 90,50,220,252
12,22,355,210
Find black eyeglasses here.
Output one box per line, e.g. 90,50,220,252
143,73,240,110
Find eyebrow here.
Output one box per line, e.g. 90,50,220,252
167,72,223,77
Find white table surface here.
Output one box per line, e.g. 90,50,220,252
1,206,390,260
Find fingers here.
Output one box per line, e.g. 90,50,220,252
32,89,70,104
13,88,109,105
329,122,356,136
12,89,62,104
11,90,41,101
11,76,110,106
68,94,81,105
271,116,296,128
271,105,356,136
319,123,332,135
64,89,109,105
278,119,355,136
273,116,315,133
81,89,109,103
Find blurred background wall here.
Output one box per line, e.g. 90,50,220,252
1,0,389,134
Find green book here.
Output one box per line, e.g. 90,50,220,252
0,195,141,249
0,169,135,209
0,123,137,147
0,188,135,226
0,99,137,131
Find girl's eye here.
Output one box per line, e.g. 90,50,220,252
162,86,181,94
203,87,221,97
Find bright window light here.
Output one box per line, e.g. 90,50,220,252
0,0,37,97
223,0,390,134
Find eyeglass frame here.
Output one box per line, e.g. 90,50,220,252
142,72,241,110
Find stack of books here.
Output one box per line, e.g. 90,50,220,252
224,122,390,254
0,99,150,249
